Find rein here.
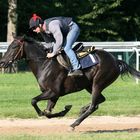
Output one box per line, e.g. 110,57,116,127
13,39,46,62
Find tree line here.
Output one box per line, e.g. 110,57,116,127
0,0,140,42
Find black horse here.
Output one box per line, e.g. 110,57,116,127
0,33,140,129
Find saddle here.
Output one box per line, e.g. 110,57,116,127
57,43,97,70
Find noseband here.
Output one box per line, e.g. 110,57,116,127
13,39,24,60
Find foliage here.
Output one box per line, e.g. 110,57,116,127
78,0,140,41
0,0,140,41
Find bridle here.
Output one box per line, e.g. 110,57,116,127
12,38,46,62
13,39,24,61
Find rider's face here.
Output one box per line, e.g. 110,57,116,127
32,24,43,33
33,26,41,33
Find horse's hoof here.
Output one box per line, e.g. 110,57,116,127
38,111,45,117
43,110,52,119
70,120,80,129
38,116,45,119
65,105,72,110
68,126,75,132
44,109,51,114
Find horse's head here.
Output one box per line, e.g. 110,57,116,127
0,33,47,68
0,33,25,68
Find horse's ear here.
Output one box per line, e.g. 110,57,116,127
12,32,16,38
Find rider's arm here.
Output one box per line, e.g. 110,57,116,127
48,20,63,56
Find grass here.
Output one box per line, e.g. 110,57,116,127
0,72,140,118
1,132,140,140
0,72,140,139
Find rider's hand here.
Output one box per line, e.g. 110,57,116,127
47,53,55,58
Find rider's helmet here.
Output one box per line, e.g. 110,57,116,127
29,14,44,29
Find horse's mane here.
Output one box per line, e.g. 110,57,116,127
24,36,41,45
23,36,46,51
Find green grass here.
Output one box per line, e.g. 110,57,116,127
0,72,140,118
1,132,140,140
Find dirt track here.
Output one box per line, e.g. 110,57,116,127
0,116,140,135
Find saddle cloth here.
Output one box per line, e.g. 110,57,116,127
79,53,98,69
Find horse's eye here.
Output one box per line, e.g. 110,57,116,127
12,40,21,49
12,42,20,49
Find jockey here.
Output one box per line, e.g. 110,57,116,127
29,14,83,76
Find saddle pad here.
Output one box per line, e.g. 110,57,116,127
79,54,98,69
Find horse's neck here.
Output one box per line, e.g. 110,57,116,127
28,60,44,78
24,42,46,78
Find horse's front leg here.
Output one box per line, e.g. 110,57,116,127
31,89,56,116
44,98,59,114
43,98,72,118
31,90,72,118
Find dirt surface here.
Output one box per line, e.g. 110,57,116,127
0,116,140,135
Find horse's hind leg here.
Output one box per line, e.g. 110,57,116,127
79,103,91,116
70,86,103,129
71,68,119,128
79,94,105,115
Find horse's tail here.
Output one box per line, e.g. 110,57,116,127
117,59,140,79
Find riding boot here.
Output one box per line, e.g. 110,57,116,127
68,69,83,76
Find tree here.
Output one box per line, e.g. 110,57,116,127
117,0,140,41
0,0,8,41
7,0,17,42
1,0,140,42
77,0,124,41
